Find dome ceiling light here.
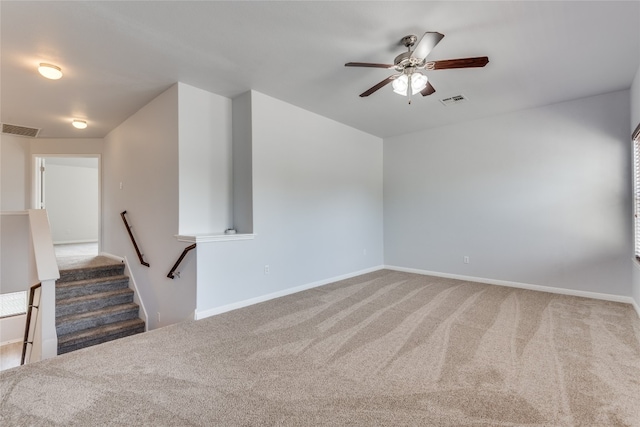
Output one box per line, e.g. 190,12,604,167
38,63,63,80
72,119,87,129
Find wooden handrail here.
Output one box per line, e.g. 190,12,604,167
121,211,150,267
21,282,42,365
167,244,196,279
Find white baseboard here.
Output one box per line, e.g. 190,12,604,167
384,265,638,307
632,299,640,319
53,239,98,245
195,265,385,320
100,252,149,331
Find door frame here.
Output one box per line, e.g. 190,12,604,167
32,154,102,253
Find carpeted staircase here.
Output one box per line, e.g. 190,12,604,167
56,257,145,355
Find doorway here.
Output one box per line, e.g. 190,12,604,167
34,155,100,257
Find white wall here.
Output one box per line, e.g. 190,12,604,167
195,91,384,316
631,64,640,311
103,84,196,329
0,210,58,354
632,64,640,130
0,137,104,211
0,134,30,211
0,315,26,345
104,86,383,324
385,90,632,297
46,161,99,243
0,212,37,293
30,139,104,155
178,82,233,235
232,91,253,233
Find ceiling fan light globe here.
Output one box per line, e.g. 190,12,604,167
392,75,409,96
411,73,428,94
393,87,408,96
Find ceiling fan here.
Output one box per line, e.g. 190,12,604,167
345,32,489,103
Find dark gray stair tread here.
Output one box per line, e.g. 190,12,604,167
56,274,129,290
56,275,130,301
57,319,145,354
57,263,125,283
58,318,145,345
57,288,133,307
59,263,122,275
59,262,123,272
56,303,141,337
56,288,135,317
56,302,140,324
58,270,124,283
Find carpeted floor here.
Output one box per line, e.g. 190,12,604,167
54,242,98,258
1,270,639,426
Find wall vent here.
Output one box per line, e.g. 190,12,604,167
1,123,41,138
439,94,468,107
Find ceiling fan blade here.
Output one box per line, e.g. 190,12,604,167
359,75,396,97
345,62,394,69
411,32,445,60
430,56,489,70
420,82,436,96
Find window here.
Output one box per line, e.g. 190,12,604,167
634,123,640,261
0,291,27,318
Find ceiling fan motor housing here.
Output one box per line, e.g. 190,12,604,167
400,35,417,47
394,51,425,70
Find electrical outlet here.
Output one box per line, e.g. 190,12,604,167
157,312,161,323
463,256,470,264
264,265,270,274
363,249,367,256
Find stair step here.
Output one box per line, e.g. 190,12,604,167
56,288,134,318
57,318,145,355
54,256,145,355
58,263,125,284
56,275,130,300
56,303,140,336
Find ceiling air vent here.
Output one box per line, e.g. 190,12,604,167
1,123,41,138
439,94,468,107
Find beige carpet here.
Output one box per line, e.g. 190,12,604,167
1,270,639,426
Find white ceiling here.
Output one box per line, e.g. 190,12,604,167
1,1,639,139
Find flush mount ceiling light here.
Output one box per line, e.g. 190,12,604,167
72,119,87,129
38,63,63,80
